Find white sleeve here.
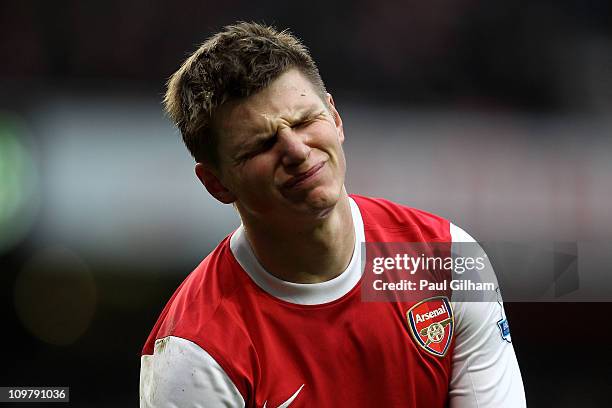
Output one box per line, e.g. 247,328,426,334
449,223,526,408
140,336,245,408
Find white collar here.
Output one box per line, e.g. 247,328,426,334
229,197,365,305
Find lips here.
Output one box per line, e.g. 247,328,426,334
282,162,325,189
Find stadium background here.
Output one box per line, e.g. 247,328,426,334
1,0,611,406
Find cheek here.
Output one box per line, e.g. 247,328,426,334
238,160,274,190
322,131,346,164
306,124,341,152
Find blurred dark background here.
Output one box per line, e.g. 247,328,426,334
1,0,611,406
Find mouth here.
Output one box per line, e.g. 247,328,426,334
282,162,326,190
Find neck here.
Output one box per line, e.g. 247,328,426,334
240,191,355,283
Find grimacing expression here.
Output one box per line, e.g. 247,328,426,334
205,68,347,219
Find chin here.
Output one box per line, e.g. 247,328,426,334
298,186,343,215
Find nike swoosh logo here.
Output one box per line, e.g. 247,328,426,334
263,384,305,408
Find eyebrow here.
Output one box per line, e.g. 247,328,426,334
233,108,324,161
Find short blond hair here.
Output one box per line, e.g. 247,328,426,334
164,22,327,166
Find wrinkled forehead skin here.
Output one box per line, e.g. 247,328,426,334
212,69,332,169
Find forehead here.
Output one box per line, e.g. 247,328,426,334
214,69,325,145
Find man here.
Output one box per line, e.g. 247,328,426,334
140,22,526,407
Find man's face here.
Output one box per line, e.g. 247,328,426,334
207,68,347,221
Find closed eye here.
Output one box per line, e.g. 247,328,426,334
237,134,277,163
292,118,315,129
258,135,277,152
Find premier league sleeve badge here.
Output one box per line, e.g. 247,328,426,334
406,296,454,357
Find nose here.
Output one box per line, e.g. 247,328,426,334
277,128,310,167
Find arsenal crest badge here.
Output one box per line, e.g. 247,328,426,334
407,296,454,357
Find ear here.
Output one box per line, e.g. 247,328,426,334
195,163,237,204
326,93,345,144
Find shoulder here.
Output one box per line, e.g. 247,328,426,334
141,236,253,406
350,194,451,241
140,336,245,407
444,225,526,406
143,235,242,350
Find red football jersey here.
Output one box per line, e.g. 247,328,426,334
140,195,525,407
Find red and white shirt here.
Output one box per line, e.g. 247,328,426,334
140,195,526,407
